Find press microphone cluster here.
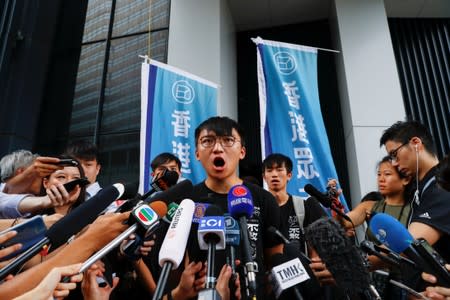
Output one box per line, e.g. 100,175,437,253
227,184,258,299
370,212,450,286
0,183,134,280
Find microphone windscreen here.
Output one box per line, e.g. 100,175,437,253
369,212,413,253
47,183,125,249
304,184,331,207
149,200,168,218
305,217,371,295
148,179,193,205
159,199,195,269
120,182,139,200
227,185,254,219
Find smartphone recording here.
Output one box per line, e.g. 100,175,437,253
55,159,79,167
63,178,90,192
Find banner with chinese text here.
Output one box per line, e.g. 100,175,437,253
140,60,217,193
254,37,348,210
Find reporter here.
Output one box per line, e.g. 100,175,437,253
421,264,450,300
0,212,130,299
82,262,119,300
12,263,83,300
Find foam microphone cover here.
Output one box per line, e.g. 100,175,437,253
47,183,126,250
305,217,371,295
304,184,332,207
369,212,414,253
149,200,168,218
159,199,195,269
227,184,254,219
148,179,193,205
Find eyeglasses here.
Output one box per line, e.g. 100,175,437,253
199,135,241,148
388,141,409,163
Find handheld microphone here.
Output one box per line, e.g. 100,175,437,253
147,179,193,205
198,206,225,289
142,169,179,200
0,183,131,280
227,184,258,299
153,199,195,300
270,253,309,300
121,201,168,260
305,218,375,298
162,202,179,224
370,213,450,286
225,214,240,275
304,184,352,224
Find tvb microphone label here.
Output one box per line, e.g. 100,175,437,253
271,258,309,290
133,204,158,228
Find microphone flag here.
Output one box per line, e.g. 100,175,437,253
253,36,348,212
140,59,218,192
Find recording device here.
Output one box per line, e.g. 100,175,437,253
0,216,47,262
142,169,179,200
227,184,258,299
270,253,309,300
198,206,226,289
153,199,195,300
268,226,312,264
162,202,179,224
77,201,167,275
63,177,91,192
359,240,416,269
120,201,167,260
370,213,450,286
303,184,352,224
0,183,131,280
54,158,79,167
305,218,377,299
388,278,430,300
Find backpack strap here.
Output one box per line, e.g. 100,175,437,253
292,195,307,254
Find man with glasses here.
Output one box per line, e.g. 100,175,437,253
187,116,282,299
380,121,450,275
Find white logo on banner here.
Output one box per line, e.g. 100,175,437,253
274,51,297,75
172,80,195,104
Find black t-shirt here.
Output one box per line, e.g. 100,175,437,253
187,181,282,299
410,166,450,263
279,195,327,249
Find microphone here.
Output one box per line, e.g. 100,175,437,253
197,205,225,300
270,253,309,300
305,217,376,299
225,214,240,277
268,226,290,245
147,179,193,205
142,169,180,200
153,199,195,300
370,213,450,286
227,184,258,299
162,202,179,224
198,206,226,288
304,184,353,224
74,200,167,277
0,183,132,280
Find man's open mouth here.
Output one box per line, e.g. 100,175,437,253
213,157,225,167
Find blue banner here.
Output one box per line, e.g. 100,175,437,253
254,37,348,211
140,60,217,193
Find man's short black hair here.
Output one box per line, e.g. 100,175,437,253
437,154,450,192
377,155,409,179
64,140,99,162
150,152,181,172
262,153,293,174
194,116,245,147
379,121,436,156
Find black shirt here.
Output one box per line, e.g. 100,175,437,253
410,166,450,263
187,181,282,299
279,195,327,253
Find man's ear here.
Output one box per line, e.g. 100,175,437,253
195,149,200,161
287,172,293,181
239,146,246,160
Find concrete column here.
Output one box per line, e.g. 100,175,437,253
330,0,406,207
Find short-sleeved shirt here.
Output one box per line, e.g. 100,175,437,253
187,181,282,299
279,195,327,253
410,166,450,262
